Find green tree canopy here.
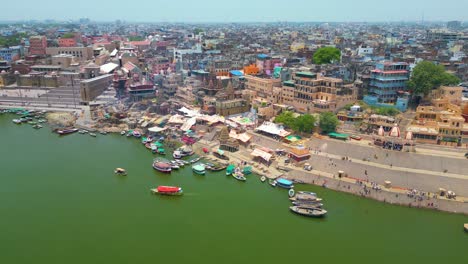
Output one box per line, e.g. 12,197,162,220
0,33,28,47
408,61,460,97
319,112,339,134
313,47,341,65
61,33,76,39
274,111,316,133
372,106,400,116
128,36,144,41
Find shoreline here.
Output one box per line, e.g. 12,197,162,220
4,108,467,216
193,140,468,216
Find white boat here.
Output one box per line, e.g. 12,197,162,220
121,130,126,135
260,176,266,182
12,119,22,124
173,151,182,159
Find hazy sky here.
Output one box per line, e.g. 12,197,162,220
3,0,467,22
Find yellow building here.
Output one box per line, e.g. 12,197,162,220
290,42,305,53
406,86,468,146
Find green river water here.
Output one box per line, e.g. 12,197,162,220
0,114,467,264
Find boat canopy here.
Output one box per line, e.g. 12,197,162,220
226,164,235,172
157,186,180,192
193,164,205,171
277,178,293,186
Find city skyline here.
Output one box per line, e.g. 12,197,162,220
1,0,467,23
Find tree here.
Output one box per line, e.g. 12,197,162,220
274,111,316,133
374,107,400,116
61,33,75,39
295,114,316,133
408,61,460,97
128,36,144,41
313,47,341,65
319,112,339,134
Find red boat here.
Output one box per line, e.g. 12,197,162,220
151,186,183,196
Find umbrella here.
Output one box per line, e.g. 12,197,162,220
203,148,209,153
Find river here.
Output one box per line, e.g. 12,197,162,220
0,114,467,264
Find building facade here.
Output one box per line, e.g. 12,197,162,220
0,46,22,62
59,38,77,47
280,72,356,113
364,62,410,111
406,86,468,146
29,36,47,56
80,74,113,103
46,47,94,61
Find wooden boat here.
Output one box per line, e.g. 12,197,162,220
292,202,323,208
208,165,227,171
289,195,323,203
190,157,201,163
232,168,246,181
289,206,327,218
100,131,108,135
114,168,127,176
226,164,235,176
297,191,317,196
192,164,206,175
33,124,43,129
151,186,183,196
57,128,78,135
152,160,172,173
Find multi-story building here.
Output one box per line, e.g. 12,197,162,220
364,62,409,111
207,59,231,76
29,36,47,56
426,30,461,42
244,75,282,100
58,37,77,47
0,46,22,62
46,47,94,61
280,72,356,113
256,54,282,75
406,86,468,146
150,56,175,75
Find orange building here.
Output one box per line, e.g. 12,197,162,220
243,64,259,75
59,38,77,47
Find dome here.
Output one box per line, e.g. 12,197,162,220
405,131,413,140
377,126,385,137
389,124,401,137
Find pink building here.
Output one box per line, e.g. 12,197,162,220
150,57,175,75
29,36,47,56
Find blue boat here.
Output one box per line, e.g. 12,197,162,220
276,178,294,189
